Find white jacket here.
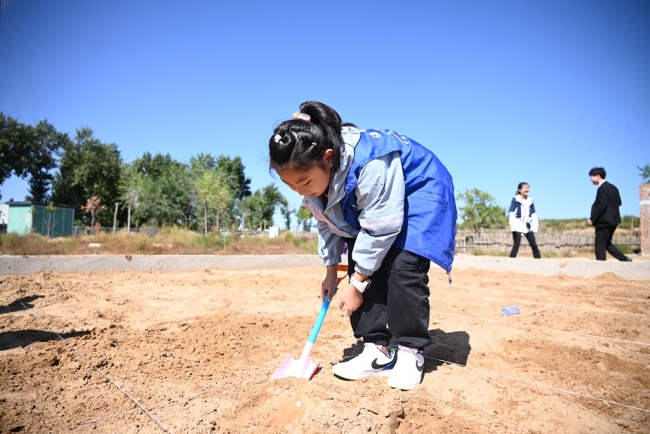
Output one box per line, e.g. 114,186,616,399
508,195,539,233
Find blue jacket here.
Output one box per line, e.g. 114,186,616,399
342,129,457,272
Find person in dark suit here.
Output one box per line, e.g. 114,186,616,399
587,167,632,261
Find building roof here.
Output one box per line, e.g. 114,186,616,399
2,201,78,209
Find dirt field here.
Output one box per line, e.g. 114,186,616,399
1,264,649,433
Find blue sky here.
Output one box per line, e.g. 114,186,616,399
1,0,649,221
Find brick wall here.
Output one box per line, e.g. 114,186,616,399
640,183,650,255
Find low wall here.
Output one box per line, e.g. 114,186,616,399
0,254,648,281
452,254,650,281
0,255,322,275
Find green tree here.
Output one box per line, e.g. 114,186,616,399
189,153,218,173
456,188,507,234
25,121,70,203
279,199,293,231
235,194,260,232
51,128,122,224
216,156,251,200
234,184,285,232
259,184,285,230
0,113,32,194
118,163,143,233
639,164,650,183
1,114,66,203
195,169,233,234
130,152,193,227
43,201,58,237
296,205,313,233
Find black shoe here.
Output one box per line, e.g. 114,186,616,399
625,257,633,262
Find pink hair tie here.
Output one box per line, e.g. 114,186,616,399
293,112,311,122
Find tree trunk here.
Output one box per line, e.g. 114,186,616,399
90,213,95,234
204,203,208,235
113,202,120,234
216,210,220,233
127,203,131,235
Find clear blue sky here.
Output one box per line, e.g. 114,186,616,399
1,0,649,221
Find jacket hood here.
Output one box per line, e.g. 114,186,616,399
324,126,359,209
515,194,533,206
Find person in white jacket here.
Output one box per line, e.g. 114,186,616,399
508,182,541,258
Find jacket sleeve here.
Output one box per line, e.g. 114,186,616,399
590,187,608,224
316,221,346,266
508,198,518,231
351,152,405,275
530,201,539,233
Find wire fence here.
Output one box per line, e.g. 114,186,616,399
455,228,642,253
70,226,317,238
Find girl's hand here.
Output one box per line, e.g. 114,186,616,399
321,265,338,301
338,284,363,316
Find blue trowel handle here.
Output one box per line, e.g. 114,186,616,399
307,298,331,344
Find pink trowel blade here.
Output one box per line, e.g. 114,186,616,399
271,298,331,380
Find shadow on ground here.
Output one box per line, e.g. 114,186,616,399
0,329,91,351
0,295,44,315
423,329,471,373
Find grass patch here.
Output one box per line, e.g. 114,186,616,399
614,244,641,255
470,248,510,257
0,230,318,256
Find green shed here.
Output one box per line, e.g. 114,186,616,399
4,202,76,237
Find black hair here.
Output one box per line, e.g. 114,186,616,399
268,101,344,174
588,167,606,179
516,182,529,196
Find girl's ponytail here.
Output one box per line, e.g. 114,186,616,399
268,101,344,174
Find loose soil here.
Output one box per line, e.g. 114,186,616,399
1,265,649,433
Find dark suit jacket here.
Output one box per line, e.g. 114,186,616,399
590,181,622,227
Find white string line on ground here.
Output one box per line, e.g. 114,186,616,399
198,299,650,349
470,278,650,297
12,294,649,430
336,349,650,414
172,306,650,417
17,301,175,434
227,308,650,417
547,285,650,294
439,291,650,317
8,287,646,427
75,376,268,428
430,310,650,347
420,354,650,414
473,285,648,302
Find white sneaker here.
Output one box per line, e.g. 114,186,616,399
387,346,425,390
332,343,396,380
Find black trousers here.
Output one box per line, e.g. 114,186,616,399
510,231,541,258
594,224,627,261
345,238,432,350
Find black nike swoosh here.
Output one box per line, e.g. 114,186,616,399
371,358,394,369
